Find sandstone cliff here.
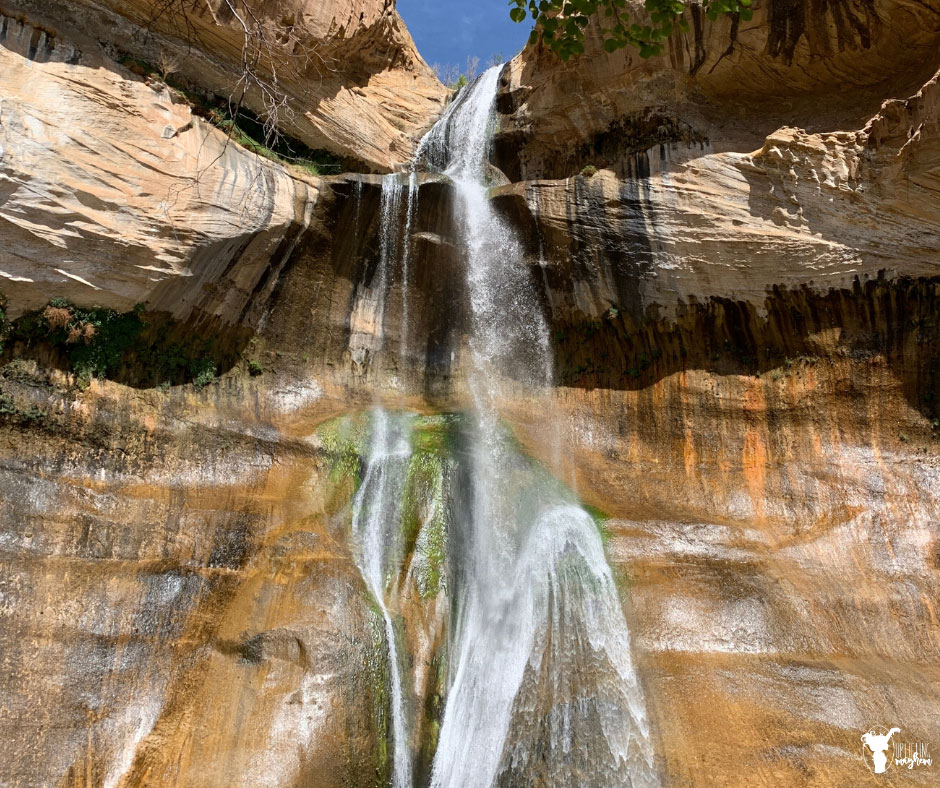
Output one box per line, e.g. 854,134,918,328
496,0,940,179
0,13,317,321
6,0,447,171
1,2,939,788
0,0,446,321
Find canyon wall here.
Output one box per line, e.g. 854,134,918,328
5,0,447,171
495,0,940,179
1,1,939,787
0,0,446,319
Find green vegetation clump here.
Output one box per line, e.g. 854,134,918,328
190,358,217,390
317,412,455,598
317,415,367,488
433,55,495,93
365,615,392,788
580,164,598,178
402,435,452,598
247,359,264,377
205,107,339,176
509,0,753,60
11,299,146,387
0,390,46,425
418,649,448,773
407,415,461,598
3,299,222,390
116,53,342,176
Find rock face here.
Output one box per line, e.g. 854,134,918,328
0,13,318,321
2,2,940,788
6,0,447,171
0,0,446,321
0,369,390,788
489,111,940,333
495,0,940,179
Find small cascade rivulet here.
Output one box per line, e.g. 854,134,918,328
345,66,659,787
348,172,417,369
351,410,417,788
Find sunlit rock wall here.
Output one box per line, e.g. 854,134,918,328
1,1,940,787
495,0,940,179
0,369,392,787
3,0,447,171
0,12,318,322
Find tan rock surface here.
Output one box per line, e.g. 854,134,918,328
0,12,319,321
4,0,448,171
493,112,940,319
489,347,940,786
0,368,392,788
496,0,940,179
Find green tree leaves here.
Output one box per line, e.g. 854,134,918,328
508,0,751,60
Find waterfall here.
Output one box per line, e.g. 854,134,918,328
351,410,416,788
348,170,419,371
400,170,418,364
348,172,418,787
419,69,553,395
346,66,658,788
348,173,404,367
417,67,660,788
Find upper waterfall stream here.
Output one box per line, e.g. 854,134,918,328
347,66,658,788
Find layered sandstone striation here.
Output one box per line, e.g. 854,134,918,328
495,0,940,179
0,0,445,319
0,14,319,321
4,0,447,171
0,9,319,322
505,351,940,787
493,122,940,319
0,366,390,788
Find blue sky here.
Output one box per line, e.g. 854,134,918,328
397,0,532,76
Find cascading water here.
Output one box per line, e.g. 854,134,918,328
351,410,417,788
416,67,660,788
417,69,553,394
348,169,419,371
346,65,657,788
347,172,420,787
400,170,419,363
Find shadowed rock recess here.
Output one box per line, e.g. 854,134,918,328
1,1,940,787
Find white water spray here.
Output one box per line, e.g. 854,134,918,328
346,66,657,788
348,174,404,366
417,67,660,788
351,410,416,788
400,170,418,363
347,171,419,788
